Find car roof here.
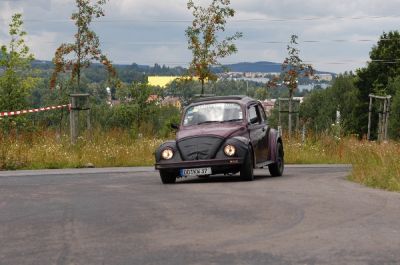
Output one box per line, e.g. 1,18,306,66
190,95,257,106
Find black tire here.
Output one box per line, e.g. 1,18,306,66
240,148,254,181
268,142,284,177
160,170,177,184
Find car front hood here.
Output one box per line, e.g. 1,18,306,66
176,123,247,141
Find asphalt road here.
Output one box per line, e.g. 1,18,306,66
1,165,400,265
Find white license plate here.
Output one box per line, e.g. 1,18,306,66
180,167,212,177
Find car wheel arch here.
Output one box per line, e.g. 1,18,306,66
267,129,284,162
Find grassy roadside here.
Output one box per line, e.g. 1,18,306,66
0,130,163,170
1,130,399,191
285,135,400,191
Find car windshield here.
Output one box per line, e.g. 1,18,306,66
183,103,243,126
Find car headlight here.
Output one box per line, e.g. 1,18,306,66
224,144,236,157
161,148,174,160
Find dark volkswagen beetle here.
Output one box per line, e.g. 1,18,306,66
155,96,284,184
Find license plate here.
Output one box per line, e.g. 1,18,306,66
180,167,212,177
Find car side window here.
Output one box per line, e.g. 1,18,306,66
248,105,260,124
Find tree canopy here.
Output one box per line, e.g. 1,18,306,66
50,0,115,92
0,14,36,118
185,0,242,95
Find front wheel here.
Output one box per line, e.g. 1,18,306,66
240,149,254,181
268,142,284,177
159,170,177,184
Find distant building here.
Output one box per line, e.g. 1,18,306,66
293,97,304,104
148,76,179,88
261,97,304,116
311,74,333,82
148,76,200,88
105,86,121,107
147,94,160,104
261,99,276,115
162,96,181,109
146,95,181,109
217,72,281,84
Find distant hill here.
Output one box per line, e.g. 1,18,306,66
221,61,282,73
30,60,186,83
28,60,335,83
218,61,335,75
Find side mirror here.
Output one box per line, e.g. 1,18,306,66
170,123,179,130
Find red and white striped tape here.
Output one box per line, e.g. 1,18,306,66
0,104,71,118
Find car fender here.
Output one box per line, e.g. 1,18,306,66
268,129,284,162
214,136,251,160
155,140,183,163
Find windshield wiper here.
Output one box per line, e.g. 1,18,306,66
222,119,243,122
197,120,221,125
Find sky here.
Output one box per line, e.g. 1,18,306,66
1,0,400,74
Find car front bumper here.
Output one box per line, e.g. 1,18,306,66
155,158,244,171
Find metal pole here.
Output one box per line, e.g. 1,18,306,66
367,95,372,140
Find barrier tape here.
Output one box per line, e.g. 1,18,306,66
0,104,71,118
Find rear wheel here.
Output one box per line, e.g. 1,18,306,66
268,142,284,177
159,170,177,184
240,149,254,181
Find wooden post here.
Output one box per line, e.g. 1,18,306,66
367,95,373,140
378,101,382,141
69,94,90,144
70,96,78,144
368,94,392,141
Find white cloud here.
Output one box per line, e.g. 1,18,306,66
26,31,60,60
2,0,400,73
108,0,189,19
0,3,21,34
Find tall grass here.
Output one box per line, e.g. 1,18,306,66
0,130,399,192
284,134,400,192
0,129,163,170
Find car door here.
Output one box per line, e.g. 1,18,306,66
257,103,270,162
247,104,268,163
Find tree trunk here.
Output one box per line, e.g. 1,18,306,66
201,79,205,96
76,3,82,93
